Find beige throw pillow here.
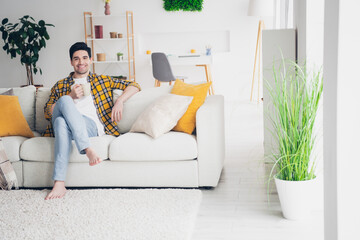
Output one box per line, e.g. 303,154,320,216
130,94,193,138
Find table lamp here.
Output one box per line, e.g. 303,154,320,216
248,0,274,102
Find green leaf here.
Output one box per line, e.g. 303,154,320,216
3,43,8,51
44,31,50,40
38,20,45,27
21,32,27,39
28,28,35,37
10,49,16,58
2,18,8,25
41,38,46,48
34,67,38,74
45,23,55,27
33,46,38,55
2,31,7,40
31,55,38,63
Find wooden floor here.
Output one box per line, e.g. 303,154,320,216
192,101,324,240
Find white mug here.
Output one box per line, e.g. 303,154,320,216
81,83,91,97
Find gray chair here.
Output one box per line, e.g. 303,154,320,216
151,52,186,87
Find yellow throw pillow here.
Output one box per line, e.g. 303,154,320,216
0,95,34,138
171,80,211,134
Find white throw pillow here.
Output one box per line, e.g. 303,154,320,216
130,94,193,138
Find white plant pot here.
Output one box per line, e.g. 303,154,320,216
274,176,317,220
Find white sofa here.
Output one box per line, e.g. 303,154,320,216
0,85,225,188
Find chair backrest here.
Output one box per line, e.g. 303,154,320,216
151,52,176,82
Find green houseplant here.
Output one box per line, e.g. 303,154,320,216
0,15,54,86
116,52,123,61
266,59,323,220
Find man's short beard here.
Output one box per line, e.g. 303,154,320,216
75,68,89,75
76,70,87,74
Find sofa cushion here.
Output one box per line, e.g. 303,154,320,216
171,80,211,134
113,86,172,133
0,88,14,95
130,94,193,138
0,86,36,131
1,131,40,162
109,131,197,161
35,87,51,134
0,95,35,138
2,136,29,162
20,135,115,163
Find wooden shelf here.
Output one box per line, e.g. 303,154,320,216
85,14,128,18
87,38,132,41
83,11,136,82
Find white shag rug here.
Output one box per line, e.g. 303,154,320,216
0,188,202,240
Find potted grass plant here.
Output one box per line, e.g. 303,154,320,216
265,59,323,220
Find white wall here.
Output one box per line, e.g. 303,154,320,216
324,1,360,239
0,0,272,101
293,0,325,211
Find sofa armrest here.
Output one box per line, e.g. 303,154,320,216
196,95,225,187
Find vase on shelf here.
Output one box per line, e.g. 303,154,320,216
105,3,110,15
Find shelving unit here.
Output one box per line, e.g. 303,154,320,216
83,11,136,82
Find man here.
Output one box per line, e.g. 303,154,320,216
43,42,140,200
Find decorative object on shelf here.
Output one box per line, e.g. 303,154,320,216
248,0,274,103
190,49,196,54
110,32,117,38
117,33,123,38
266,59,323,220
163,0,203,12
96,53,106,61
205,45,212,56
146,50,151,55
94,25,103,39
104,0,111,15
0,15,54,86
117,52,123,61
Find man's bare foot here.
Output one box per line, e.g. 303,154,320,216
45,181,67,200
86,147,102,166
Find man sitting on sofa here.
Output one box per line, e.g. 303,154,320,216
43,42,141,200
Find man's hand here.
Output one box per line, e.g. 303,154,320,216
69,84,84,99
111,85,139,123
111,99,124,122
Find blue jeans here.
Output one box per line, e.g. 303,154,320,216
51,95,98,181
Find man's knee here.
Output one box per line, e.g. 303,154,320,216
53,117,68,130
57,95,72,106
54,95,73,114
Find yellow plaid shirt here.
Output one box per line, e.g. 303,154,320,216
43,72,141,137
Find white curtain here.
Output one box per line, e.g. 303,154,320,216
274,0,293,29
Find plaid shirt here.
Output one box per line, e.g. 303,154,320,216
43,72,141,137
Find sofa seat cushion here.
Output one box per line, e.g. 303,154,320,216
20,135,115,163
2,136,28,162
1,131,41,162
109,132,197,161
